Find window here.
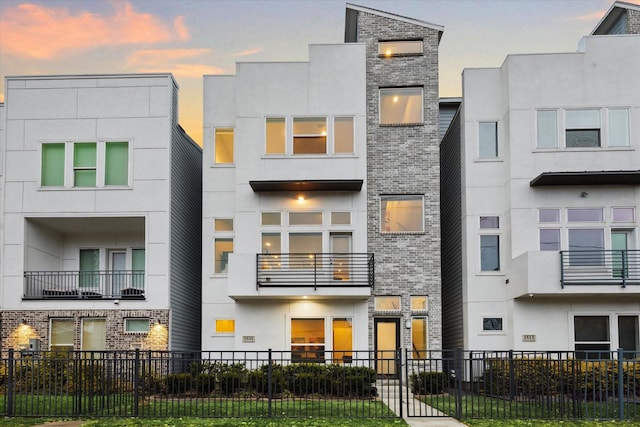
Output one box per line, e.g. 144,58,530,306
131,249,145,289
125,318,150,333
375,296,400,311
74,143,97,187
608,109,629,147
334,117,354,153
331,212,351,225
214,128,234,164
378,40,423,56
289,212,322,225
261,212,281,226
566,109,600,147
412,317,428,359
41,143,65,186
479,215,500,271
50,319,74,351
214,219,234,231
381,195,424,233
261,233,281,269
480,216,499,229
291,318,325,362
214,238,233,274
618,316,639,359
379,87,423,125
293,117,326,154
215,319,235,334
81,318,106,351
479,122,498,158
104,142,128,185
41,141,129,188
568,229,604,266
482,317,503,331
537,110,558,148
289,233,322,254
540,229,561,251
574,315,610,359
539,208,560,223
612,207,635,222
266,118,286,154
411,296,428,311
79,249,100,288
333,318,353,363
567,208,603,222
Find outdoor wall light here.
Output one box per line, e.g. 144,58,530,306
405,320,411,329
580,191,589,198
20,318,27,325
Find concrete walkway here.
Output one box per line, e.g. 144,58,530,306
377,379,468,427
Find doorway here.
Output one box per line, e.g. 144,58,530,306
330,233,352,281
611,230,633,278
109,250,127,295
374,318,400,376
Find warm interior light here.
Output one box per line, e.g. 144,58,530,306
297,195,305,202
385,50,392,56
266,242,271,247
393,96,399,103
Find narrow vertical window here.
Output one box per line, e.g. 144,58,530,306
105,141,128,185
79,249,100,288
480,235,500,271
81,318,106,352
479,122,498,158
132,249,145,289
266,118,286,154
73,143,97,187
334,117,354,154
411,317,428,359
214,238,233,274
215,128,234,164
537,110,557,148
50,319,74,351
608,108,629,147
333,318,353,363
42,143,65,186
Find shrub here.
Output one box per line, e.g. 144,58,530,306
410,371,448,395
164,373,193,395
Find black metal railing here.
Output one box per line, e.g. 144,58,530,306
560,250,640,287
23,271,145,299
256,253,374,289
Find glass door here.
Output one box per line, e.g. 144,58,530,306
375,318,400,376
611,231,631,279
330,233,352,281
109,250,127,296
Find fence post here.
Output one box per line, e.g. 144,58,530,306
267,348,273,418
133,349,140,418
398,348,403,419
617,348,624,420
508,349,515,401
455,348,463,420
75,351,81,415
7,349,14,417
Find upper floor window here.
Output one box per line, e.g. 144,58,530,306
41,141,129,188
214,128,234,164
381,195,424,233
566,109,600,148
536,108,629,149
214,218,234,274
478,122,498,158
293,117,327,154
266,118,286,154
379,87,423,125
378,40,423,57
334,117,354,154
479,215,500,272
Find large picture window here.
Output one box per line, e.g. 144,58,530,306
379,87,423,125
291,318,325,362
381,195,424,233
574,315,610,359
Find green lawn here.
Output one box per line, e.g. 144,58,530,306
464,421,640,427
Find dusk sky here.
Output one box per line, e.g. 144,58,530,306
1,0,635,145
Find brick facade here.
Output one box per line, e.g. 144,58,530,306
354,11,442,351
1,309,170,352
628,10,640,34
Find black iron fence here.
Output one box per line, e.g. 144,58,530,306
23,271,145,300
560,250,640,287
1,348,639,421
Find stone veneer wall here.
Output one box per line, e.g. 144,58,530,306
355,11,442,351
1,309,169,352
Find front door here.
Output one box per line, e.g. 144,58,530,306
374,318,400,376
109,250,127,296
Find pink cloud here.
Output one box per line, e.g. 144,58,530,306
136,64,226,78
174,16,190,41
576,1,640,21
127,49,224,78
233,48,264,57
0,2,189,59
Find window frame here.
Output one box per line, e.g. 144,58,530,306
214,128,234,165
379,87,423,125
481,317,504,333
124,318,150,334
374,296,401,312
380,195,425,233
479,215,501,273
293,117,327,155
378,39,423,57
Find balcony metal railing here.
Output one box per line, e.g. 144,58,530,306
560,250,640,288
256,253,374,289
23,270,145,299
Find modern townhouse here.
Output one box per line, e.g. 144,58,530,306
441,1,640,355
0,74,202,352
202,4,443,374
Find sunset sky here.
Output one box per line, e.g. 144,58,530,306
1,0,635,146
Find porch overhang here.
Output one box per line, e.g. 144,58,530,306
249,179,363,192
530,170,640,187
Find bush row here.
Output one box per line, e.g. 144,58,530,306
482,357,640,399
409,371,449,395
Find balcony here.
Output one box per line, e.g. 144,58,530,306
24,271,145,300
561,250,640,288
256,253,374,289
508,250,640,299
